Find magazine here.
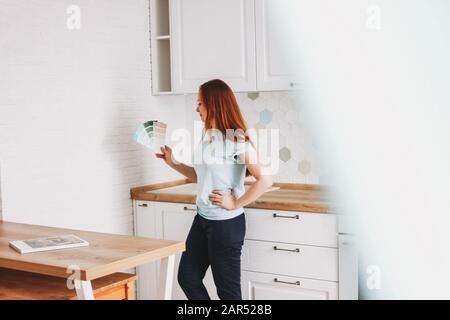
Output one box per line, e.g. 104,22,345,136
9,234,89,254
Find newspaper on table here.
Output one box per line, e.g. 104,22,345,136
9,234,89,254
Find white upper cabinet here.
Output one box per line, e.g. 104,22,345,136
150,0,300,94
170,0,257,93
255,0,300,91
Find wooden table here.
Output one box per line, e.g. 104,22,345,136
0,221,185,300
0,268,138,300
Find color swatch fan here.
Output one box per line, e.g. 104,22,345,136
134,120,167,151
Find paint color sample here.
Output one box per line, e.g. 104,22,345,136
134,120,167,151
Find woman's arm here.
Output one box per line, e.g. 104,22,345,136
170,162,197,183
234,154,273,208
209,148,273,210
156,145,197,182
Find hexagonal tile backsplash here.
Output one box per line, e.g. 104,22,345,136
185,91,323,184
259,109,273,124
279,147,291,162
237,92,322,184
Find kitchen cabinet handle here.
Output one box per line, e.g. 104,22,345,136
289,82,300,87
273,213,299,219
273,246,300,253
138,203,148,207
274,278,300,286
183,206,197,212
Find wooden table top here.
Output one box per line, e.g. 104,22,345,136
0,221,185,281
130,179,334,213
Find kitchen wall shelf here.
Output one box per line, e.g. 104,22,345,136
150,0,173,94
151,0,170,37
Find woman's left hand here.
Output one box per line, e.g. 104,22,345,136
208,190,237,210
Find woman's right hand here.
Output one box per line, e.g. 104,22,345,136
155,145,175,167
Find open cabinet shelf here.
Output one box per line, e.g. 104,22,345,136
151,0,170,37
150,0,172,94
154,35,170,40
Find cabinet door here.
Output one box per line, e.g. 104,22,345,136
255,0,301,91
338,234,359,300
171,0,256,93
242,271,338,300
134,201,160,300
159,202,219,300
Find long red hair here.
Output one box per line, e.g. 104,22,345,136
199,79,252,175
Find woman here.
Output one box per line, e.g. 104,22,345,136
156,79,273,300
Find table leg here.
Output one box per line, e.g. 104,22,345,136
75,279,95,300
157,254,175,300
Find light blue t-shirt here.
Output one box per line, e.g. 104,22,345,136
193,130,250,220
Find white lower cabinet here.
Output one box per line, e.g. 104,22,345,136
134,201,338,300
161,203,219,300
135,201,218,300
245,208,338,248
134,200,159,300
242,271,338,300
242,240,338,282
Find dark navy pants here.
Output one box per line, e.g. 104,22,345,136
177,212,246,300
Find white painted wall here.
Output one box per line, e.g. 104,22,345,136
0,0,187,234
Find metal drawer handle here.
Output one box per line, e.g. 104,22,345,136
273,213,299,219
273,246,300,253
274,278,300,286
183,206,197,212
138,203,148,207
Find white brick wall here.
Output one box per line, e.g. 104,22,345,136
0,0,187,234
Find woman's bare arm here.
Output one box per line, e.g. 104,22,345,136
170,162,197,182
233,151,272,208
155,145,197,182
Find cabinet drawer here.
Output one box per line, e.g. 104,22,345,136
242,240,338,281
245,208,337,247
242,271,338,300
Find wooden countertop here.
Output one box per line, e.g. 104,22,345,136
130,179,332,213
0,221,185,281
